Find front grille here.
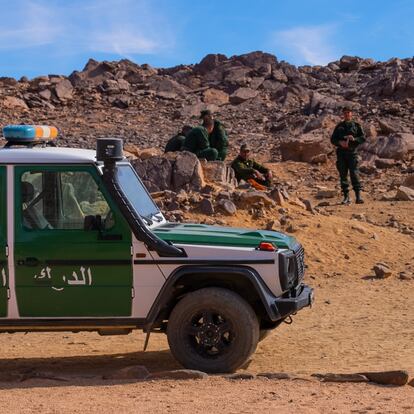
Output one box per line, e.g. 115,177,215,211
293,244,305,281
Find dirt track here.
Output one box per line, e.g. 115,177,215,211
0,162,413,413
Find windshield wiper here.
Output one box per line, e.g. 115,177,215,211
150,212,163,222
142,216,153,226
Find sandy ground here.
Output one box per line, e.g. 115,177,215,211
1,378,413,414
0,161,413,413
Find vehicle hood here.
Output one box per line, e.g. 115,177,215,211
154,223,297,250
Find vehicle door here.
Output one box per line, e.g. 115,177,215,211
14,165,133,317
0,166,7,317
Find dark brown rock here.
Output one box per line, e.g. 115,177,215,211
375,158,395,169
200,198,214,215
373,263,392,278
224,372,256,380
395,186,414,201
147,369,208,380
280,135,332,164
363,133,414,161
312,373,369,383
54,79,74,100
257,372,291,380
358,370,409,386
103,365,149,380
230,87,259,104
218,199,237,216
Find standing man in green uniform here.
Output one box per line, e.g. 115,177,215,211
200,110,228,161
164,125,192,153
182,125,218,161
331,107,366,204
231,143,272,187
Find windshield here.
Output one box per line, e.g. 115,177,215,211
116,164,162,223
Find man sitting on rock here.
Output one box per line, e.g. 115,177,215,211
182,123,218,161
231,143,272,189
164,125,192,153
200,109,228,161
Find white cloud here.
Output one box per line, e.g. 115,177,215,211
76,0,174,55
0,1,62,49
271,24,339,66
0,0,173,56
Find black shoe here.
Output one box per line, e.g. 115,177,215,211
341,194,351,205
355,192,364,204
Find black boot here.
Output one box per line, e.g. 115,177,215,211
341,192,351,205
355,190,364,204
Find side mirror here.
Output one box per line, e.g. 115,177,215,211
84,215,103,231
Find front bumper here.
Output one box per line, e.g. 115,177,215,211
270,285,314,320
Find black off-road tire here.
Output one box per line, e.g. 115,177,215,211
167,287,259,373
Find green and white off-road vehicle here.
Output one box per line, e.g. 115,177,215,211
0,125,313,373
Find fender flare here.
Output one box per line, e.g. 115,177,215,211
145,265,281,328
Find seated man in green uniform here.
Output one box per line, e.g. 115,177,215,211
331,107,366,204
164,125,192,153
182,124,218,161
231,143,272,187
200,110,228,161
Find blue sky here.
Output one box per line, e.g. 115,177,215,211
0,0,413,79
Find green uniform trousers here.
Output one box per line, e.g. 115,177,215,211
336,150,362,193
216,148,227,161
197,147,218,161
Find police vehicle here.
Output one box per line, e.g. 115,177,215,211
0,125,313,373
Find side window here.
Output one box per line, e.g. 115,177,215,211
21,170,113,230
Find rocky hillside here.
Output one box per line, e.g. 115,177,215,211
0,51,413,163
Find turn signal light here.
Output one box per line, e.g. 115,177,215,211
258,242,277,252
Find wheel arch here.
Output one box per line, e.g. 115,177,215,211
145,265,279,330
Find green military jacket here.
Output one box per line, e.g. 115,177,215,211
164,134,185,153
182,126,210,154
231,155,269,182
331,120,366,153
209,120,228,161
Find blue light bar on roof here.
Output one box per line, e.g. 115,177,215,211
3,125,58,142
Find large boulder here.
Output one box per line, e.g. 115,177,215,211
362,133,414,160
172,152,205,190
395,186,414,201
132,156,173,192
131,151,205,192
280,134,332,163
54,79,74,100
402,174,414,189
69,59,115,86
1,96,28,110
224,66,252,85
203,88,229,105
339,55,362,71
230,87,259,104
201,161,237,188
194,54,228,75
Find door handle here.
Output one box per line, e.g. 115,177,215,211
18,257,40,266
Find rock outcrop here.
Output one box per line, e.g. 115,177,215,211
0,51,413,166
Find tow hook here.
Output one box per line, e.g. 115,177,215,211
309,290,315,308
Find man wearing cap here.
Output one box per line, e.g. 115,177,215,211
182,124,218,161
200,110,228,161
164,125,192,153
331,107,366,204
231,144,272,187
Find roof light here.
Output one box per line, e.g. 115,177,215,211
3,125,58,143
258,242,277,252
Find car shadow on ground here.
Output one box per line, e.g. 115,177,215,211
0,350,182,390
